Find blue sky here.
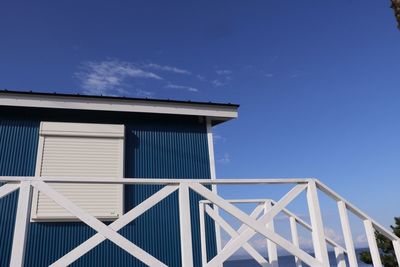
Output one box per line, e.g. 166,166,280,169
1,0,400,255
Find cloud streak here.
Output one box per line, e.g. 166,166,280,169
212,79,225,87
165,83,199,92
218,153,231,164
76,60,161,96
75,59,204,97
216,69,232,75
145,63,191,75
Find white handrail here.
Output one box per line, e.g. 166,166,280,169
0,177,398,267
316,180,399,241
0,176,310,184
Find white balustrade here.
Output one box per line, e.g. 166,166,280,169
0,177,398,267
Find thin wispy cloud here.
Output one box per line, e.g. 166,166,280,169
76,60,161,96
75,59,204,97
145,63,191,75
213,133,226,144
216,69,232,75
324,227,343,244
211,68,233,87
135,89,155,98
165,83,199,92
212,79,225,87
289,71,307,79
196,74,206,81
218,153,231,164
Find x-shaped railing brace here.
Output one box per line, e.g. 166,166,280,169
36,181,179,267
190,183,324,267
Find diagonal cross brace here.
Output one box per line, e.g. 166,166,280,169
0,183,20,198
189,183,322,267
51,184,178,266
204,204,271,267
34,181,170,267
223,204,265,247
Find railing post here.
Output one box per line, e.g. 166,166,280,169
265,200,278,267
206,118,222,259
199,202,208,266
179,183,194,267
306,180,330,266
337,200,358,267
334,247,346,267
363,220,382,267
10,181,32,267
393,240,400,265
289,217,302,267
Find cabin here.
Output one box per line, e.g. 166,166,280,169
1,90,399,267
0,90,238,267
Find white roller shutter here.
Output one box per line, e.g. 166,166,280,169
31,122,124,221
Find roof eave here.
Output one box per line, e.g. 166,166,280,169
0,91,238,124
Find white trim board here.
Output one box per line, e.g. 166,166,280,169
0,92,238,122
206,118,222,259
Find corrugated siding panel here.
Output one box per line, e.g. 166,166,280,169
0,117,216,267
118,122,217,267
0,120,39,267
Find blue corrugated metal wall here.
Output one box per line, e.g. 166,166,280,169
0,116,216,267
0,120,39,267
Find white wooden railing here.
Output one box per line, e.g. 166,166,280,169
0,177,399,267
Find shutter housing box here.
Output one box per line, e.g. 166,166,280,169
31,122,124,221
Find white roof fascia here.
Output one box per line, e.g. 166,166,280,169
0,93,238,121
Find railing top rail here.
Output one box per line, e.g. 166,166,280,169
200,199,269,204
316,180,399,241
0,176,310,185
1,176,398,242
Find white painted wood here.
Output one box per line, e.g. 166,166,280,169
1,176,399,267
201,199,268,204
0,183,20,198
265,200,278,267
316,180,398,241
10,181,32,267
393,240,400,265
205,205,271,267
32,122,124,221
206,118,222,258
223,204,265,249
40,121,125,137
30,134,44,221
337,200,358,267
334,247,346,267
0,176,311,185
306,180,330,267
189,183,322,267
179,183,194,267
199,203,208,266
0,92,238,120
289,217,302,267
363,220,382,267
34,180,167,267
203,198,346,253
276,201,345,251
51,185,178,266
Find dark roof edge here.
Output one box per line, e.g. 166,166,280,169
0,89,240,108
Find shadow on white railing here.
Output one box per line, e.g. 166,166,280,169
0,177,399,267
